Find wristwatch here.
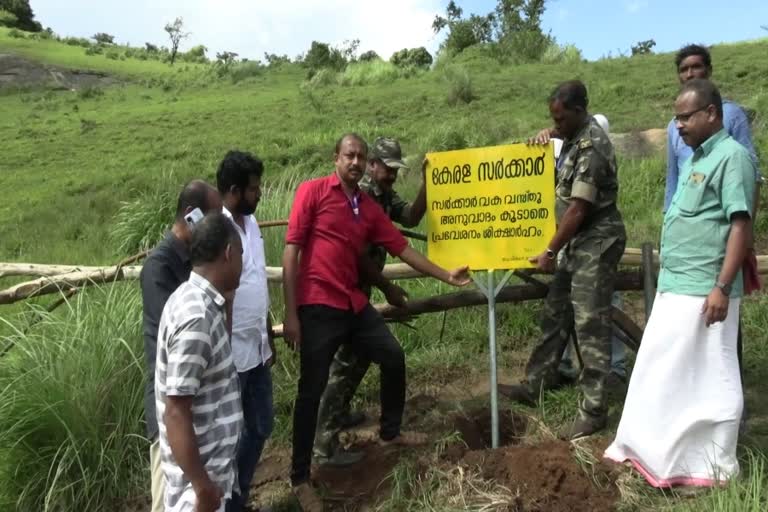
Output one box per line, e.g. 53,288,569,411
715,280,732,296
545,248,556,260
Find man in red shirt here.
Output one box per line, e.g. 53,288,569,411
283,133,470,511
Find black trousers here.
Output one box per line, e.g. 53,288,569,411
290,304,406,485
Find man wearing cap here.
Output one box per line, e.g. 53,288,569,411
313,137,428,466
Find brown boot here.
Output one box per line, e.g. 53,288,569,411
497,383,537,407
559,414,607,440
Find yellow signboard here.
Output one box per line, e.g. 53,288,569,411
426,143,556,270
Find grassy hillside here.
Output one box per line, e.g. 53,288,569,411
2,27,767,265
1,27,768,512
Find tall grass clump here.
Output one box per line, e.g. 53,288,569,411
111,181,176,256
0,285,146,511
229,61,264,84
443,66,475,105
541,43,584,65
338,59,418,87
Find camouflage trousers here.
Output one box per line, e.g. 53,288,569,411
525,234,626,420
313,344,371,458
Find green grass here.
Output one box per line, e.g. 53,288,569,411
1,31,768,512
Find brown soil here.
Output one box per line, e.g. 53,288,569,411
463,440,618,512
313,444,401,507
454,407,528,450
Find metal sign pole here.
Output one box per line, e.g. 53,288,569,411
472,269,515,449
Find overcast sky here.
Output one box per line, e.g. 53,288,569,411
30,0,768,61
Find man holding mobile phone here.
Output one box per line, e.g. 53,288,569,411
140,180,222,512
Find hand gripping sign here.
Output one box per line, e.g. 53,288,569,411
426,143,556,271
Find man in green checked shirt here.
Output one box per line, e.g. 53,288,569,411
313,137,428,466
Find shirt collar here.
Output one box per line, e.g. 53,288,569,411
696,128,728,157
188,272,226,308
330,171,361,194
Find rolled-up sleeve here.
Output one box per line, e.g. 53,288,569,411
720,149,756,220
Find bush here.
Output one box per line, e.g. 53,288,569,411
0,285,147,511
182,44,208,64
358,50,380,62
63,36,91,47
443,66,475,105
84,45,103,56
7,27,25,38
105,49,119,60
229,61,263,84
303,40,346,75
92,32,115,45
391,47,433,70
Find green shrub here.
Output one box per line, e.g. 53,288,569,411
390,47,433,69
7,27,25,38
63,36,91,47
105,49,119,60
84,45,103,56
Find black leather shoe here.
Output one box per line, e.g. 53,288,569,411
338,410,366,429
497,384,537,407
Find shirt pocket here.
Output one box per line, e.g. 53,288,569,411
676,177,707,216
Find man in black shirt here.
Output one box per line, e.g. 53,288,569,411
140,180,222,512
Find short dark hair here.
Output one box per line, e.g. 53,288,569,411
334,133,368,155
216,150,264,195
675,44,712,70
548,80,588,111
189,212,240,266
680,78,723,119
175,180,213,220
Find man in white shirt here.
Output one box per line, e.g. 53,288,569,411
217,150,275,512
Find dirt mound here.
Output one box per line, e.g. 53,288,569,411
0,53,119,90
463,440,618,512
611,128,667,158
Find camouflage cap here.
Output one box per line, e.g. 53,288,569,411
370,137,409,170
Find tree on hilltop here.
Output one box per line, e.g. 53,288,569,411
92,33,115,45
164,17,189,66
0,0,41,31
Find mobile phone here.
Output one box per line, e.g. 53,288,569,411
184,207,204,228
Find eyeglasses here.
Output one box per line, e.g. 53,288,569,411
673,105,709,123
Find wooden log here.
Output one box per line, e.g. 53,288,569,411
3,252,768,305
271,270,644,337
0,266,142,305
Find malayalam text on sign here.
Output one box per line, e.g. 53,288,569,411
426,143,556,270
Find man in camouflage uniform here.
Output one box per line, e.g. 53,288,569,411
499,80,627,439
313,137,427,464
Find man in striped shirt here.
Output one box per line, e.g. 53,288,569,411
155,212,244,512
